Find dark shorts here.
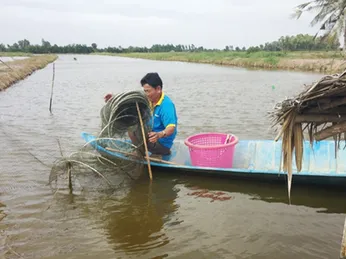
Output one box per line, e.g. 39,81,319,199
147,141,171,156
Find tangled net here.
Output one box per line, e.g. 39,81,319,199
98,90,152,156
99,90,152,139
49,90,153,192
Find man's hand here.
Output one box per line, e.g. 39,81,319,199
104,93,113,103
148,132,161,143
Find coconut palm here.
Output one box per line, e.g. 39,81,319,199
293,0,346,50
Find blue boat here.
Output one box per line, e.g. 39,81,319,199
81,132,346,187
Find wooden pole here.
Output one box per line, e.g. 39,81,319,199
49,63,55,114
67,162,73,194
0,59,13,71
314,121,346,141
136,102,153,180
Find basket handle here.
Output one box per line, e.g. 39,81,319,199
224,134,230,144
224,134,235,144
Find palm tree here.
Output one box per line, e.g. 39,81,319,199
293,0,346,50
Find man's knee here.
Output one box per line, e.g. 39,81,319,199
147,142,171,155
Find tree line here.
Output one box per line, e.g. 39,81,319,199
0,34,340,54
246,34,340,52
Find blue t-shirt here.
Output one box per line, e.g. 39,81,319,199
150,92,178,148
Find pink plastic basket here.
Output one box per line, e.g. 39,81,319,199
184,132,238,168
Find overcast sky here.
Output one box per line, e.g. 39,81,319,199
1,0,320,49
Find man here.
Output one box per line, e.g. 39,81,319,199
139,72,178,155
105,72,178,156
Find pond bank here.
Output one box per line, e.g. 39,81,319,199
0,54,57,91
99,51,346,74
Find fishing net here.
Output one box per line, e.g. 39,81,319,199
49,90,153,193
100,91,151,137
98,90,152,156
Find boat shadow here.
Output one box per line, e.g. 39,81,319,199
155,170,346,214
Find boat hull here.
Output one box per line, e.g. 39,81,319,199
81,132,346,187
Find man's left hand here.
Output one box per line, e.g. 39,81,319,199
148,132,160,143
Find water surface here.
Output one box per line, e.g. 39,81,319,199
0,54,345,259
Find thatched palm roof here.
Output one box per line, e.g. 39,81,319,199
270,69,346,199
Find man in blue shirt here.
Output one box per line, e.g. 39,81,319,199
104,72,178,156
139,72,178,155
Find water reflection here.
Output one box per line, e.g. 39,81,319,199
100,177,179,256
173,172,346,214
47,166,345,259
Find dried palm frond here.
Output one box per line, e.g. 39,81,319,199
294,122,304,172
270,68,346,201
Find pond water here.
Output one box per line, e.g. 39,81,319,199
0,54,345,259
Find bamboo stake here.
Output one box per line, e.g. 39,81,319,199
67,162,72,194
49,63,55,114
136,102,153,180
105,147,179,165
0,58,13,71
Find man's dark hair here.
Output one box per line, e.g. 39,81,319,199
140,72,163,89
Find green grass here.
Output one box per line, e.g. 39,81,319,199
100,50,346,59
98,51,346,73
0,52,33,57
98,51,288,67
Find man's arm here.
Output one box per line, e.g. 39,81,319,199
148,102,177,143
161,125,175,137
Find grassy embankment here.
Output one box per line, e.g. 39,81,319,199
100,51,346,74
0,53,57,91
0,52,34,57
